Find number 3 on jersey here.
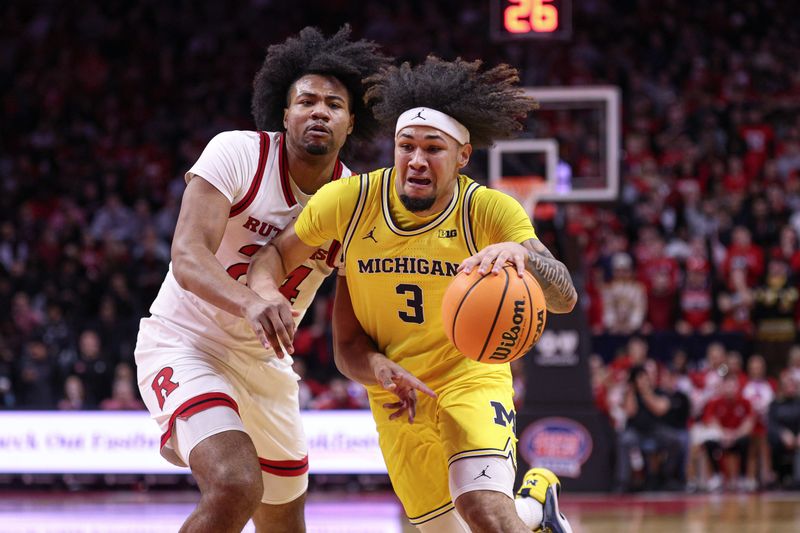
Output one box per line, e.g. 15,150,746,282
396,284,424,324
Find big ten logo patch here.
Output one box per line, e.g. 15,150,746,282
152,367,179,410
519,417,593,478
532,330,580,366
490,401,516,434
438,229,458,239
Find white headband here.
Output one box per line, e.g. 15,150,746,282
395,107,470,145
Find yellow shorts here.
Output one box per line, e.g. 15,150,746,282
368,370,517,525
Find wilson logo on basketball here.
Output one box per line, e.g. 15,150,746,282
489,300,526,361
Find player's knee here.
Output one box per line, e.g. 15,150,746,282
204,461,263,512
454,492,504,531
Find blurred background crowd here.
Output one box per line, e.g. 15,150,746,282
3,0,800,491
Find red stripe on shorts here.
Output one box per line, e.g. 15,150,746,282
258,456,309,477
160,392,240,449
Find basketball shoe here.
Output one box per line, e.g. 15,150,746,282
516,467,573,533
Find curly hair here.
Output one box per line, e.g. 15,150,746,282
251,25,390,147
364,56,538,148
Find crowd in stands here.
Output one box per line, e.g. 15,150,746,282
592,337,800,491
3,0,800,489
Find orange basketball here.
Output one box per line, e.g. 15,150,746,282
442,264,547,364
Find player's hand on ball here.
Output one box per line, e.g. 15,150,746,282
369,354,437,424
459,242,528,277
245,292,300,357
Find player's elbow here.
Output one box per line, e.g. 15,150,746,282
332,347,348,375
170,245,194,291
563,290,578,313
548,289,578,314
332,343,357,382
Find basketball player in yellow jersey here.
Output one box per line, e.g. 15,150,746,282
247,57,577,533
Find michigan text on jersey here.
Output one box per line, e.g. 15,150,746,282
356,257,459,277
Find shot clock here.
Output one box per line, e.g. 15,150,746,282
490,0,573,41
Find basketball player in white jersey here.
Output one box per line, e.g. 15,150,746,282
134,27,389,532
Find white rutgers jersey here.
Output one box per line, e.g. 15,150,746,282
148,130,350,358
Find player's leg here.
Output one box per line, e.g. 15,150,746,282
135,318,261,532
455,489,528,533
366,389,456,530
449,456,570,533
448,452,526,532
415,508,471,533
438,374,536,532
245,358,310,533
439,372,571,533
182,427,263,532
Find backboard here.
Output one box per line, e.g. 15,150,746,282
489,86,621,205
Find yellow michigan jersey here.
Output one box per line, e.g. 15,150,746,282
295,167,537,523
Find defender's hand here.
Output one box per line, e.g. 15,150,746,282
459,242,528,277
370,353,437,423
244,292,299,357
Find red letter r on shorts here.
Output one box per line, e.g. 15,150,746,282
152,367,179,410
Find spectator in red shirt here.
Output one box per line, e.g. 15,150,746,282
677,257,715,335
722,226,765,286
702,373,756,490
738,107,774,180
722,156,749,193
644,269,678,333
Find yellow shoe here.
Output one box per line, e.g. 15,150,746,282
516,467,572,533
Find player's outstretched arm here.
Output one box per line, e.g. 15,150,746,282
332,276,436,423
247,222,317,355
458,239,577,314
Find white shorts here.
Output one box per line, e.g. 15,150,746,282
135,315,308,503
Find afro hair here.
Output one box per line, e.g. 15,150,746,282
364,56,538,148
251,25,390,149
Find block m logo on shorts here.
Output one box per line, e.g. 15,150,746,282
490,401,516,433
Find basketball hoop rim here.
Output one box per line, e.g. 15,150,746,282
493,177,552,215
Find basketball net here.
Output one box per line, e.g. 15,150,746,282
493,176,552,219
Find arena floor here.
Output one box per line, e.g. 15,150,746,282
1,490,799,532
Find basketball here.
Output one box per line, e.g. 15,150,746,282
441,264,547,364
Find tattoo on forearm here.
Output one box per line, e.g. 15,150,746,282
526,248,577,313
